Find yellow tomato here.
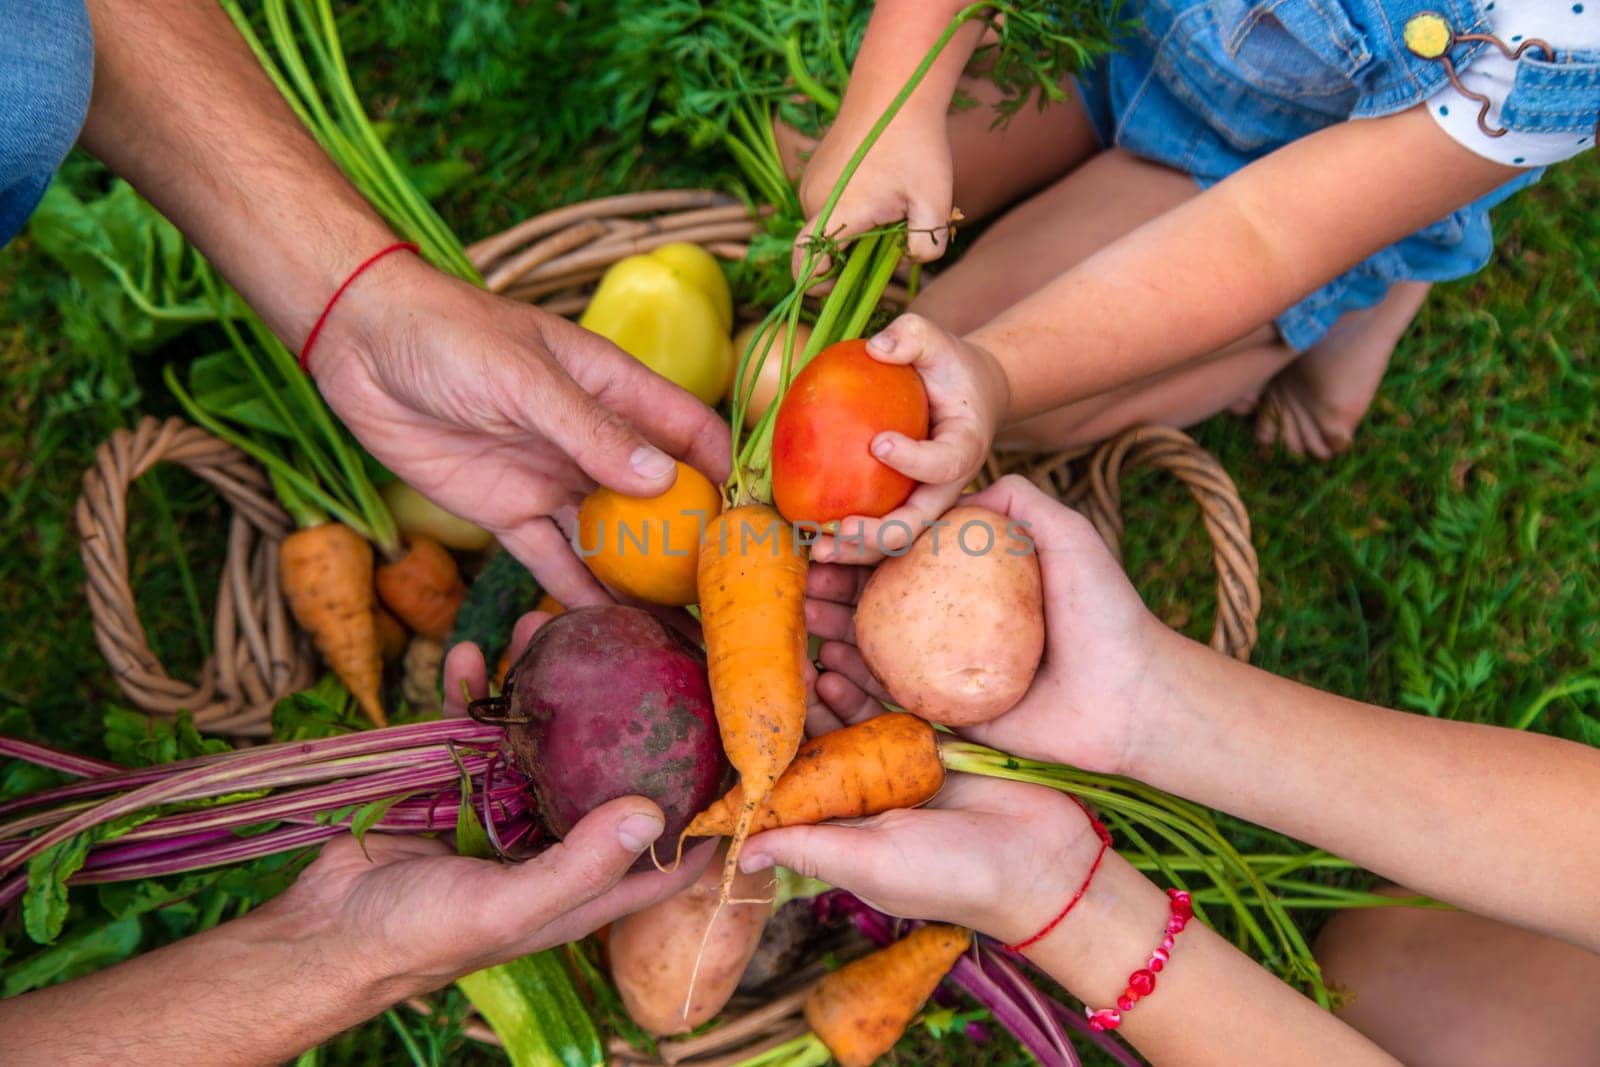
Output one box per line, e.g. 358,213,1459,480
731,319,814,429
579,244,736,406
576,462,723,605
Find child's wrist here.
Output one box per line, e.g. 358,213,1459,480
1116,624,1218,784
971,805,1108,945
964,337,1014,430
1020,852,1175,1006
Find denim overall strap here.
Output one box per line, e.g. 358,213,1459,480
1501,49,1600,137
1342,0,1496,117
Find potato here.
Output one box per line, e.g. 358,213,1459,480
854,505,1044,725
609,844,770,1035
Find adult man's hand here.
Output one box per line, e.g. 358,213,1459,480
312,256,729,606
78,0,731,609
276,797,706,996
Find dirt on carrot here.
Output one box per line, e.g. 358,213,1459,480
697,503,809,900
804,923,973,1067
279,522,386,726
687,712,944,839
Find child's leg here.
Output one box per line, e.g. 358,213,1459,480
1252,281,1431,459
1314,890,1600,1066
942,77,1101,224
774,75,1100,228
996,331,1296,450
913,148,1202,335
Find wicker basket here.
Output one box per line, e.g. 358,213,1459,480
78,189,1258,740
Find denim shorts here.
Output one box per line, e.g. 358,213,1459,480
1072,0,1556,351
0,0,94,248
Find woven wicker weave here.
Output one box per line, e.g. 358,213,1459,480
78,189,1258,740
77,416,315,738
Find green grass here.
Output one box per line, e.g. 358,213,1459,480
0,3,1595,1064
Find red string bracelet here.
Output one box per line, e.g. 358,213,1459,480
297,241,419,373
1003,799,1114,953
1084,888,1194,1031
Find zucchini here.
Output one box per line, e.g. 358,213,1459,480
455,950,603,1067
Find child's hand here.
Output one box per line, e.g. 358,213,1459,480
807,475,1171,776
793,106,954,277
740,773,1104,945
812,314,1009,565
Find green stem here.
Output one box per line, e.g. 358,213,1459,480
785,35,841,114
138,472,212,659
1513,675,1600,731
269,468,328,531
938,740,1339,998
166,367,367,535
309,0,478,280
382,1009,430,1067
732,1032,829,1067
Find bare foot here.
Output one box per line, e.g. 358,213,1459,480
1253,281,1431,460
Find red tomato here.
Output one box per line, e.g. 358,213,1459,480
771,339,930,526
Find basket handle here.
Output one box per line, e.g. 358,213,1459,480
76,416,315,737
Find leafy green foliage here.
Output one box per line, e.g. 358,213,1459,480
24,834,94,944
2,918,142,997
26,181,242,361
446,549,543,669
453,765,495,860
102,707,232,768
272,673,365,740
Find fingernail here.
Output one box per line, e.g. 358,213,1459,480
871,436,894,459
867,332,896,354
739,852,774,874
617,813,664,852
629,447,675,481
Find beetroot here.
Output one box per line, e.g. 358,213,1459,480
477,606,728,844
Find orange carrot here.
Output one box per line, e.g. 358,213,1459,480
279,522,386,726
805,924,973,1067
686,713,943,839
697,503,809,900
375,535,466,640
374,606,407,665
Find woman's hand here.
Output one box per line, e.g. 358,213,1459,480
808,475,1172,775
311,255,731,607
812,314,1009,564
741,773,1102,945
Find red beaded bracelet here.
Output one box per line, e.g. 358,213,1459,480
1003,798,1114,953
297,241,419,373
1085,888,1194,1032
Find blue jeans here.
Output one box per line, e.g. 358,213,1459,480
0,0,94,248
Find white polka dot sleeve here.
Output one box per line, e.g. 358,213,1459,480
1426,1,1599,167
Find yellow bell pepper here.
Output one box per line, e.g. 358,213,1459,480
579,242,735,406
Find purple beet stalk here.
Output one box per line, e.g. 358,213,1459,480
0,722,536,914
